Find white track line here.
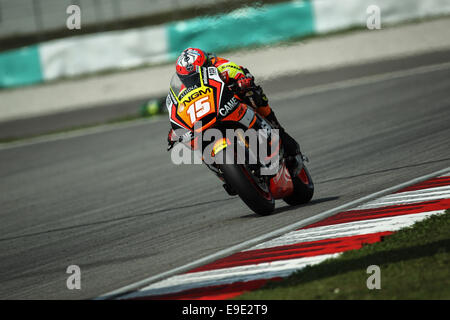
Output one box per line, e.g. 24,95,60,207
123,210,445,299
270,61,450,101
0,116,164,152
96,166,450,300
122,254,340,299
247,210,444,251
352,185,450,210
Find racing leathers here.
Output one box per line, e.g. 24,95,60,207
168,55,302,160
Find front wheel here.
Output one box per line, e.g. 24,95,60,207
283,165,314,206
220,163,275,215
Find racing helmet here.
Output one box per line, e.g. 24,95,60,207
175,48,211,76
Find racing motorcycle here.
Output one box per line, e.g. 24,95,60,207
166,66,314,215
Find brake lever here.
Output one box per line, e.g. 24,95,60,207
178,131,194,143
167,130,194,151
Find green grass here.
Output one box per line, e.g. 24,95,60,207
237,210,450,300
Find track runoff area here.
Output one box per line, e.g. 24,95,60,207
98,167,450,301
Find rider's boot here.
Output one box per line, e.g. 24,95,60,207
264,109,307,176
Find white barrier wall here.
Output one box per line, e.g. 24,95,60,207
39,25,169,81
313,0,450,33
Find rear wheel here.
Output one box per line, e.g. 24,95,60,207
220,163,275,215
283,165,314,206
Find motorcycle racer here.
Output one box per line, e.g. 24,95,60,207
167,47,304,170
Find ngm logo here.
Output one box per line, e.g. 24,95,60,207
183,88,213,104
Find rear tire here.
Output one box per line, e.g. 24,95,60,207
283,165,314,206
221,163,275,215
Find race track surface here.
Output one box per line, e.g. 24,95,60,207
0,51,449,299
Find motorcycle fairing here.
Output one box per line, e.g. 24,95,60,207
269,161,294,198
168,67,243,131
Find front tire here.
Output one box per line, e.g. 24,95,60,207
221,163,275,215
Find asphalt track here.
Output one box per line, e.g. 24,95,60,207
0,51,449,299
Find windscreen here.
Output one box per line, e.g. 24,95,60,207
169,72,202,100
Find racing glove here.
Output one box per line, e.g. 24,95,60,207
236,77,254,92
